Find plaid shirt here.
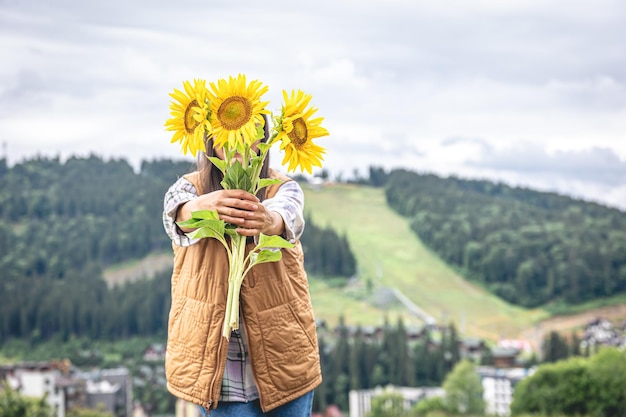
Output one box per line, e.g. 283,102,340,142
163,175,305,402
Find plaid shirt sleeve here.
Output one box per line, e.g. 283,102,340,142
263,180,305,242
162,176,200,247
164,177,305,248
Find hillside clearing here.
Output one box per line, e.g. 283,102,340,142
303,183,547,342
103,183,626,345
103,252,172,287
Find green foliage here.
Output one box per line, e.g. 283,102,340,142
368,166,390,187
441,360,485,415
221,159,252,191
0,156,189,341
542,331,571,363
511,348,626,416
346,165,389,186
300,213,357,278
66,407,114,417
0,156,355,342
413,396,446,416
586,348,626,417
314,319,461,413
511,357,592,416
385,169,626,307
366,392,414,417
0,383,53,417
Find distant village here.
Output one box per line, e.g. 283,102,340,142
1,316,625,417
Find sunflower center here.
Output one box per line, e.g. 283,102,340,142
288,117,308,146
217,96,252,130
184,100,200,134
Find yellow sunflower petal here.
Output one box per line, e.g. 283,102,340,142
206,74,269,150
275,89,328,173
164,78,210,156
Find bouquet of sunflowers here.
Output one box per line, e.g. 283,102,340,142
165,74,328,339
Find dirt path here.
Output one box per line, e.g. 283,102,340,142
519,304,626,350
103,252,173,287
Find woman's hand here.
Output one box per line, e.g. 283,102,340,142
176,190,284,236
234,200,284,237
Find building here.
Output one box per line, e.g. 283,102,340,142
349,385,444,417
459,338,487,362
75,367,133,417
102,368,134,417
1,362,71,417
477,366,534,416
1,362,133,417
491,346,520,368
143,344,167,362
581,317,626,349
85,379,119,414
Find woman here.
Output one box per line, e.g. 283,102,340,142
162,121,322,417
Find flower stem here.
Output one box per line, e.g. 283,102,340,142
222,233,247,339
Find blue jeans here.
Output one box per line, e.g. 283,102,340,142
199,391,314,417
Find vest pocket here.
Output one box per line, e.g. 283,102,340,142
166,297,216,390
169,297,216,354
257,299,319,391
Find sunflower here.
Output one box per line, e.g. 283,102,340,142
276,89,329,174
207,74,270,150
165,79,211,156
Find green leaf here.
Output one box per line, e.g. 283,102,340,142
258,178,283,190
222,160,253,192
176,218,203,228
256,234,295,250
177,211,221,229
208,156,227,174
191,210,220,220
255,124,265,140
257,142,272,154
187,221,226,240
224,224,238,236
248,157,264,176
245,162,257,179
251,249,283,265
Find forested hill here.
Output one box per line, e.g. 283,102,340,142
0,156,192,341
0,156,355,342
2,155,625,342
0,155,191,266
384,169,626,308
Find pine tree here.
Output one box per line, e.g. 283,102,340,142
542,331,570,363
349,326,365,390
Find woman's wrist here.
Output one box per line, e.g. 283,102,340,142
267,211,285,236
176,199,197,232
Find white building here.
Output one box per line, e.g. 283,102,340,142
2,362,134,417
3,363,67,417
477,366,533,416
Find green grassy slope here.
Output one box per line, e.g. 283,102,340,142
303,183,548,342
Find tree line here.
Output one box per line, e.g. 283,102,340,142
313,318,463,412
384,168,626,307
512,347,626,416
301,213,357,279
0,156,356,342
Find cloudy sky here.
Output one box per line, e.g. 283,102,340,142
1,0,625,209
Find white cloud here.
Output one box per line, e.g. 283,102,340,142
1,0,625,210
